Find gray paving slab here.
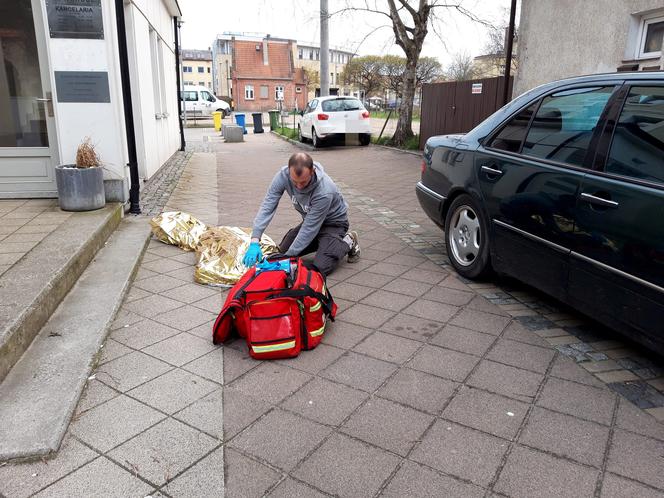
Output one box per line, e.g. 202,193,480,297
352,330,421,364
33,456,155,498
341,396,434,456
381,460,485,498
280,376,369,426
224,448,281,497
410,420,508,487
377,367,458,415
229,408,331,471
407,344,480,382
607,428,664,489
293,432,401,498
70,394,165,452
229,362,312,404
467,359,544,403
107,418,218,487
320,351,398,392
163,447,225,497
267,477,330,498
537,377,617,425
442,386,529,440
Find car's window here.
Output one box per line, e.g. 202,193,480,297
201,91,215,102
522,86,614,167
181,91,198,102
321,98,364,112
487,103,537,153
605,86,664,185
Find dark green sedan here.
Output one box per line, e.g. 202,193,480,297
416,72,664,355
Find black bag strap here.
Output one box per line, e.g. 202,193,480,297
273,284,335,316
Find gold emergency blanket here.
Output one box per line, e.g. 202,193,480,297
149,211,208,252
150,212,279,287
195,226,278,286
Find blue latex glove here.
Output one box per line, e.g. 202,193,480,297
242,242,263,268
256,259,290,273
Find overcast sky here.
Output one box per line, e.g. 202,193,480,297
178,0,517,67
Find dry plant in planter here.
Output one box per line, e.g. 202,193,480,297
55,137,106,211
74,137,101,168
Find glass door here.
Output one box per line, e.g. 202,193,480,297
0,0,58,197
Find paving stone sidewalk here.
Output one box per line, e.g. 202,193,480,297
1,130,663,497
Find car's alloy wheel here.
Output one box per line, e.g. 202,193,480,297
444,194,491,279
298,125,304,142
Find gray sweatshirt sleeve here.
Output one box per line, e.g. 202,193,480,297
285,194,333,256
251,171,287,240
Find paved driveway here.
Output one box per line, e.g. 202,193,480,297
1,130,661,497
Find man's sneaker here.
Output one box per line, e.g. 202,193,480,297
347,230,361,263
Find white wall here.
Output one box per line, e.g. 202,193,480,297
41,0,179,185
126,0,180,179
42,0,128,182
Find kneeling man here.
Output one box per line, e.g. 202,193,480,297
242,152,360,275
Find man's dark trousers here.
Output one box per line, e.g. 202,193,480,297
279,223,349,276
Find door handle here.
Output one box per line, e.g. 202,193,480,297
580,192,619,208
481,165,503,176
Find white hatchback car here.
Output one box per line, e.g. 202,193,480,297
298,96,371,147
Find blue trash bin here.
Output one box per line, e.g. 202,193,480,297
234,113,247,134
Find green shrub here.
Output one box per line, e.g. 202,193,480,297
276,127,298,140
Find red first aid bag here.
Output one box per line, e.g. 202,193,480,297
212,258,337,360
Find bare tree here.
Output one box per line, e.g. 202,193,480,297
303,67,320,95
381,55,407,100
479,26,518,76
333,1,488,146
445,52,479,81
416,56,443,86
340,55,385,100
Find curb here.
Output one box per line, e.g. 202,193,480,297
0,204,123,383
270,130,314,151
371,143,422,157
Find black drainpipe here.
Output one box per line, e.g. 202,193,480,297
174,18,185,151
115,0,141,214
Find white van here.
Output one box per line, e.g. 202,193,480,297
180,85,230,117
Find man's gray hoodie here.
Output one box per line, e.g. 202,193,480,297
251,163,348,256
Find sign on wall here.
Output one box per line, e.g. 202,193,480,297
471,83,483,95
46,0,104,39
54,71,110,103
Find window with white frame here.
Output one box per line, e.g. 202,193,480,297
275,85,284,101
298,48,303,59
245,85,254,100
183,66,192,72
149,29,164,118
638,13,664,58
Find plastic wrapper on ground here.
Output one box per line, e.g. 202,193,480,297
149,211,209,251
195,226,279,287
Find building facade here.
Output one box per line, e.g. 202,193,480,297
211,36,233,98
181,48,212,90
516,0,664,95
231,36,307,112
0,0,182,201
295,43,355,100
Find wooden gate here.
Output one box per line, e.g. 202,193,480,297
419,76,513,149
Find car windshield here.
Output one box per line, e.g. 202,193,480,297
321,98,363,112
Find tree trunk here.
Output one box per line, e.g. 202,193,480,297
392,58,416,146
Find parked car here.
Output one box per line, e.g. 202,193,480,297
180,85,230,117
298,96,371,148
416,72,664,355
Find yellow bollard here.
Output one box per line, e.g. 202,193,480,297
212,111,222,132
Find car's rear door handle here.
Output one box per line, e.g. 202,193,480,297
481,165,503,176
580,192,619,208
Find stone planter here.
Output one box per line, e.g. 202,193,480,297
55,165,105,212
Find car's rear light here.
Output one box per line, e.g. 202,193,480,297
361,111,370,119
421,160,426,173
317,113,329,120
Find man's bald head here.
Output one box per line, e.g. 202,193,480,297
288,152,314,176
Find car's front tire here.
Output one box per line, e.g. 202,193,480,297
298,125,307,143
444,194,491,279
359,134,371,146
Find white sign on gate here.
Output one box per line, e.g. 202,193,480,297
472,83,483,94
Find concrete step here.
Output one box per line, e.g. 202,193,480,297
0,204,123,383
0,216,151,461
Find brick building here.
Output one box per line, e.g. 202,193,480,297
231,37,307,112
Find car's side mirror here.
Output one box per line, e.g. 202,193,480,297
298,110,304,116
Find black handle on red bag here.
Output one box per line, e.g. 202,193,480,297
273,285,335,317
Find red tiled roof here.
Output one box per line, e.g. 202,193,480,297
233,40,293,79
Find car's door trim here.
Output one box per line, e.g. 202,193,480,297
416,182,447,201
579,192,619,208
570,251,664,295
492,219,570,254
